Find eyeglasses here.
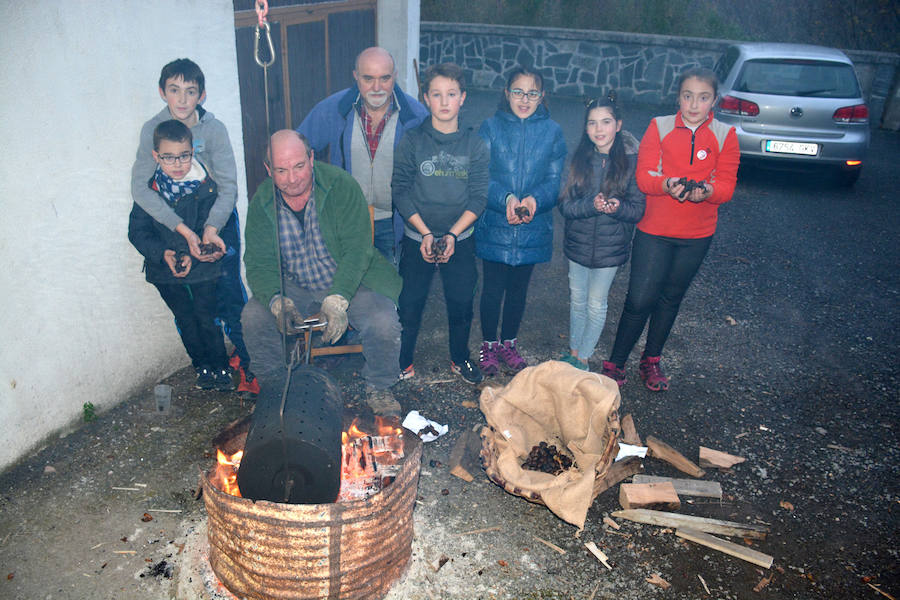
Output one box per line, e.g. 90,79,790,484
509,88,543,101
158,151,193,165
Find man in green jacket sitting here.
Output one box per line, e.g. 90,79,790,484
241,130,402,415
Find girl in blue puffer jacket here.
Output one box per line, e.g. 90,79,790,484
475,67,567,376
558,92,644,371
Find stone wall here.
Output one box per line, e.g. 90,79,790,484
420,22,900,129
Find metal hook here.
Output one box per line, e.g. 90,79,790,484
254,22,275,68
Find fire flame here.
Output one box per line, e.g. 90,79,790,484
342,416,402,444
210,417,403,502
214,449,243,497
337,417,405,501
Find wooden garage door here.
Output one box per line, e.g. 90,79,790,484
234,0,377,197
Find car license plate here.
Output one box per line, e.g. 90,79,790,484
764,140,818,156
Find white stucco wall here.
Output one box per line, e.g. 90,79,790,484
378,0,421,95
0,0,247,470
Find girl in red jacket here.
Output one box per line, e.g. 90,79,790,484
601,68,740,391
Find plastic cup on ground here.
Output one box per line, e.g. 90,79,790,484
154,384,172,414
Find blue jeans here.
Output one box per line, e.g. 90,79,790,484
568,260,618,360
241,278,401,391
373,217,399,269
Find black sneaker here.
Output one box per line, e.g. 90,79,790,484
195,367,216,390
450,359,483,385
214,368,236,392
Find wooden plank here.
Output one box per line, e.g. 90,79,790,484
593,455,643,496
676,528,773,569
611,509,768,540
699,446,746,469
310,344,363,358
632,475,722,499
646,436,705,478
619,482,681,511
621,414,642,445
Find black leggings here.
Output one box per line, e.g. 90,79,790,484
479,260,535,342
609,230,712,366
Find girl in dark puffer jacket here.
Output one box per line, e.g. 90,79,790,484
475,66,567,376
558,93,644,370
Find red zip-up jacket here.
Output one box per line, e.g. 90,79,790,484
635,111,740,239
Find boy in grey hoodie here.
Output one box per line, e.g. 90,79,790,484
130,59,257,396
392,63,489,385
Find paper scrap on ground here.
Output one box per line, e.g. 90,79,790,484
402,410,448,442
615,443,648,462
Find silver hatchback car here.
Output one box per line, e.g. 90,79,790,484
713,43,870,186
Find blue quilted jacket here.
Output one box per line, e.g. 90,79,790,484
475,104,566,265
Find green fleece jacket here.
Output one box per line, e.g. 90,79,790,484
245,161,402,307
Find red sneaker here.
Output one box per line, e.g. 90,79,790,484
638,356,669,392
600,361,626,387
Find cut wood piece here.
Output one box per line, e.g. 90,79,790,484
533,535,566,555
602,516,620,530
448,429,482,482
676,528,773,568
646,573,671,590
646,436,706,478
584,541,612,570
611,509,768,540
699,446,746,469
619,482,681,511
632,475,722,499
593,455,643,496
621,414,642,445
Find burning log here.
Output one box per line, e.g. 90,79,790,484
337,417,405,502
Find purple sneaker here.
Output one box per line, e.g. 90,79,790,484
498,339,527,372
479,341,500,376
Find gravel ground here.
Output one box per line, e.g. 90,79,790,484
0,90,897,600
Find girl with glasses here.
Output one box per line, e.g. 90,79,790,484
474,66,567,376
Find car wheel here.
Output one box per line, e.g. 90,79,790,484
836,168,861,187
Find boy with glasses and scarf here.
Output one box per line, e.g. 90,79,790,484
128,120,233,391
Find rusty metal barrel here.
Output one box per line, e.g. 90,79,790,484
202,430,422,600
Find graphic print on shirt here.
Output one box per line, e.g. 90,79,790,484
419,151,469,178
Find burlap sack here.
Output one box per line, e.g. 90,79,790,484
480,360,620,529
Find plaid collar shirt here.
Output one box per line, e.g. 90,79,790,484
276,184,337,291
355,95,396,159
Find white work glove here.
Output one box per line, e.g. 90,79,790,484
270,295,304,335
320,294,349,344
